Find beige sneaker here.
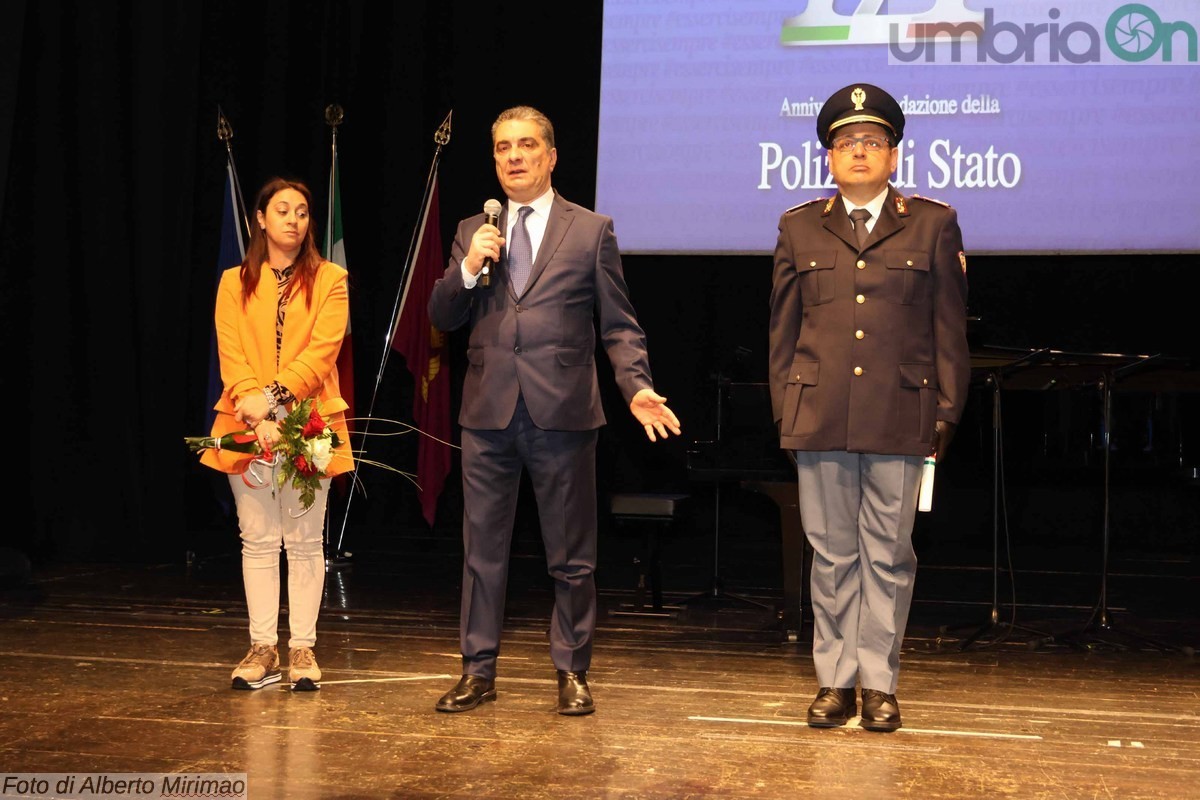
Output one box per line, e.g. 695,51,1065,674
231,643,280,690
288,646,322,691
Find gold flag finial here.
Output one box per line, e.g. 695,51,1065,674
216,107,233,143
434,110,452,147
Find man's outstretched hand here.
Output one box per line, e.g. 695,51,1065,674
629,389,682,443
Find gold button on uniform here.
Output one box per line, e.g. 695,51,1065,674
853,366,863,376
856,260,866,270
855,330,865,339
856,294,865,304
907,260,914,266
923,378,929,385
810,261,818,267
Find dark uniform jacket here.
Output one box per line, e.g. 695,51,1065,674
429,191,653,431
769,187,970,457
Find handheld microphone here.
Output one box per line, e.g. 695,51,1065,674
479,198,503,287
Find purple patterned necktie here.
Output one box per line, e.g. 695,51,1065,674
508,205,534,296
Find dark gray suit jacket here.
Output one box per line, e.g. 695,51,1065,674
429,192,653,431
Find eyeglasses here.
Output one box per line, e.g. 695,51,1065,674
830,135,891,153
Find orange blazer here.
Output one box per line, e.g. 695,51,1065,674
201,261,353,477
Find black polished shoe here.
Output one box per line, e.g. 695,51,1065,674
860,689,902,732
807,687,857,727
435,674,496,713
556,670,595,716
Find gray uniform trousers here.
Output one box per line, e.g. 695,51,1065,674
794,450,922,694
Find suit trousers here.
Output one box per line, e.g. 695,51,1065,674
459,395,599,680
794,450,921,694
228,469,328,649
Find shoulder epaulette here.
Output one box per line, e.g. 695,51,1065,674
911,194,952,208
785,197,830,215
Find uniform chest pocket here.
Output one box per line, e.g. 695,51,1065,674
795,251,838,305
884,251,930,305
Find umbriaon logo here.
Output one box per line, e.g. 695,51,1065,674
1106,4,1197,62
890,4,1198,64
780,1,1198,64
781,0,983,46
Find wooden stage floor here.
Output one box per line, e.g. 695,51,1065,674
1,543,1199,799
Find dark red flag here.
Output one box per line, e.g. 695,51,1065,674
392,178,452,526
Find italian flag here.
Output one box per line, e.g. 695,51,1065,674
324,147,355,432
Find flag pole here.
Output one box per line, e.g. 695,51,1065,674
323,103,345,569
321,107,355,425
216,106,251,242
202,107,252,534
208,108,249,435
332,110,452,558
324,104,342,257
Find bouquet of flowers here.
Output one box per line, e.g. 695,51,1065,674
185,398,343,512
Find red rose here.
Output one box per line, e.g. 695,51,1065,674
301,407,327,438
294,455,319,477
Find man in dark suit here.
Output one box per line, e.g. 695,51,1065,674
428,105,681,715
769,84,970,732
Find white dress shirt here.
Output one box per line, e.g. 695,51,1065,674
839,186,890,234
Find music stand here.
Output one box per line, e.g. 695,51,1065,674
1059,354,1185,653
944,347,1055,651
677,371,773,614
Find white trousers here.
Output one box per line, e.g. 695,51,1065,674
794,451,922,694
228,468,328,649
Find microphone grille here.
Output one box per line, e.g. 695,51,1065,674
483,198,503,216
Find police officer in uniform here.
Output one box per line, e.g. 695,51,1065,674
768,84,970,731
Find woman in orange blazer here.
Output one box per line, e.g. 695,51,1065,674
202,177,352,692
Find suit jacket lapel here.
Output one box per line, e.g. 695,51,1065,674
823,194,860,252
864,188,904,250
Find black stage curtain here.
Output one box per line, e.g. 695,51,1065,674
2,1,1195,563
0,0,607,561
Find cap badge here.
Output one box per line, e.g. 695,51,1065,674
851,87,866,111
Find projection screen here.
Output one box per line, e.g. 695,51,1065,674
595,0,1200,254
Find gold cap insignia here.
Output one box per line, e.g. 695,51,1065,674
851,87,866,111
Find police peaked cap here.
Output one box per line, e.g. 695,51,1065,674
817,83,905,148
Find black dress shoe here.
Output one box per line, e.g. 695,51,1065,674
557,670,595,715
807,687,857,727
435,674,496,713
860,689,902,732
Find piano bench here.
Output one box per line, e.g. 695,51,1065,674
608,493,690,619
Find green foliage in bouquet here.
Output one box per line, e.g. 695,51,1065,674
273,397,344,512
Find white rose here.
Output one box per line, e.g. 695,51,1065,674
307,435,334,472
